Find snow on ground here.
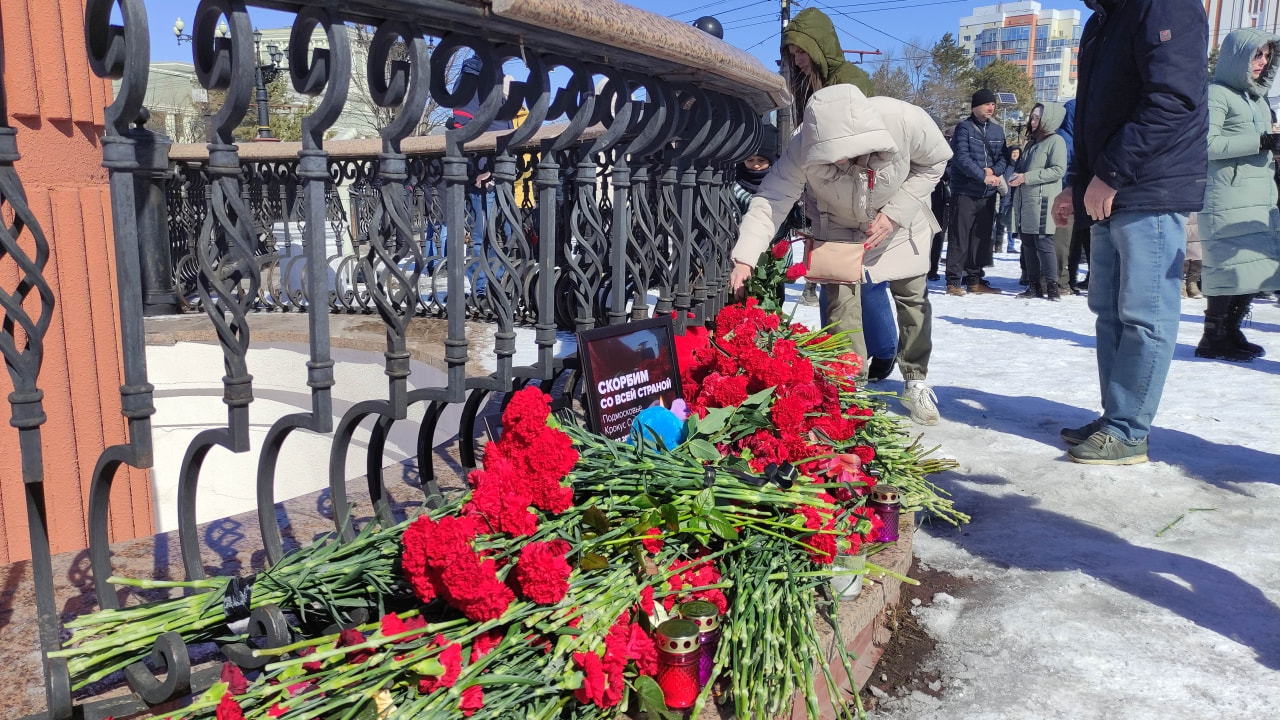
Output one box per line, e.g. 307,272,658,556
780,253,1280,718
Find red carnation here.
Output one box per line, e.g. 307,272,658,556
418,635,462,694
470,630,504,663
337,628,373,664
638,585,655,615
513,539,573,604
771,240,790,259
785,263,807,282
459,685,485,716
641,528,664,555
297,646,322,672
500,385,553,439
463,454,539,536
627,623,659,676
380,612,427,643
401,515,514,621
853,445,875,464
698,372,749,408
220,662,248,696
215,694,246,720
573,651,620,707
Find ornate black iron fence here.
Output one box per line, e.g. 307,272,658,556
0,0,785,717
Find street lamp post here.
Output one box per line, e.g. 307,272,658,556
174,18,229,140
173,16,228,45
252,29,282,141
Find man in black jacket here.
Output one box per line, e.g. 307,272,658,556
1051,0,1208,465
946,89,1007,296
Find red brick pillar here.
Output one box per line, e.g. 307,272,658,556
0,0,153,563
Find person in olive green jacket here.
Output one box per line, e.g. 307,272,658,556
1197,27,1280,362
1010,102,1068,300
782,8,899,380
781,8,873,110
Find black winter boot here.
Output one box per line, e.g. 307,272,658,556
1196,296,1255,362
1044,281,1061,301
1016,281,1042,299
1225,294,1265,358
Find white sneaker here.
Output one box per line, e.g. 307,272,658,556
901,380,940,426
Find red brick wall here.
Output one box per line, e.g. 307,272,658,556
0,0,153,563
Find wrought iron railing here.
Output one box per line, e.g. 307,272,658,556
0,0,786,717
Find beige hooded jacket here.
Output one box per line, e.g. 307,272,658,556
732,85,952,283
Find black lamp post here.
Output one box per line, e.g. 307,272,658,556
253,30,273,140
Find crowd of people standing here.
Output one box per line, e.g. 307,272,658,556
726,0,1278,467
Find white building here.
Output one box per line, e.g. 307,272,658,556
958,2,1082,102
1205,0,1280,47
122,24,409,142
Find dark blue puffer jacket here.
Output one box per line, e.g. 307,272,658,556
1069,0,1208,222
1057,99,1076,171
949,116,1008,198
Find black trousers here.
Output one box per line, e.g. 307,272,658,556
1023,233,1058,285
930,231,943,276
946,193,995,286
1067,222,1091,288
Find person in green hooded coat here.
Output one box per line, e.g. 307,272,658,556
1010,102,1068,300
1196,27,1280,362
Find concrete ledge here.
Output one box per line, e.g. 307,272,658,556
796,512,917,719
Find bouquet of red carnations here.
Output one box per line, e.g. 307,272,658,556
54,303,961,720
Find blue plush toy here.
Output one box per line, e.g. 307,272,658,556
628,404,687,449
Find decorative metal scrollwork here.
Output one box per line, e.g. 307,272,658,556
255,5,348,565
176,0,260,581
328,20,434,539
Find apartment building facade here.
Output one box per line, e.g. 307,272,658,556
959,2,1082,102
1206,0,1280,47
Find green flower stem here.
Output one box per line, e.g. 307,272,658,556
864,561,919,585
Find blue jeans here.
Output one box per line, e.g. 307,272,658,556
819,279,898,360
423,188,502,295
1087,212,1187,443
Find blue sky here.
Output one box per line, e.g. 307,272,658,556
143,0,1091,70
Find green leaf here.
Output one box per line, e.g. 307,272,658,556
684,414,700,438
635,675,684,720
580,553,610,570
698,406,733,436
707,510,740,540
634,494,657,510
743,386,776,409
660,504,681,532
693,488,715,516
583,506,611,534
686,439,722,463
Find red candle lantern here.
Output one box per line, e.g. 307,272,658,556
655,619,702,709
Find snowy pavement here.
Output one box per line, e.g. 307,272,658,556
787,253,1280,719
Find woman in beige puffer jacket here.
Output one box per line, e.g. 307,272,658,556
728,84,952,424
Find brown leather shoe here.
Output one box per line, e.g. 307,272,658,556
966,283,1002,295
946,285,967,297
